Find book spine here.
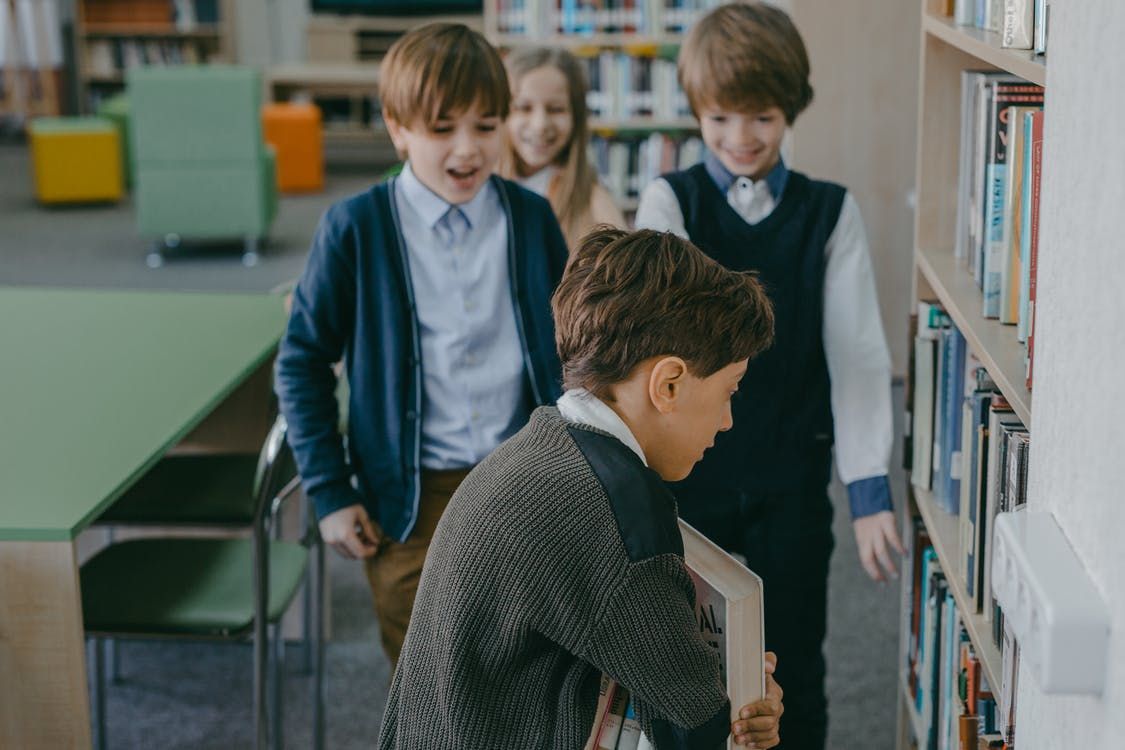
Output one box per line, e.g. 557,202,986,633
1001,0,1033,48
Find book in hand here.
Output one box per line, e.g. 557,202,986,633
680,519,766,749
585,522,765,750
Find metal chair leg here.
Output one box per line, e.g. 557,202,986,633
243,236,261,267
91,637,107,750
269,622,284,750
300,500,313,675
313,535,326,750
253,535,269,750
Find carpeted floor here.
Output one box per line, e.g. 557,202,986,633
1,140,903,749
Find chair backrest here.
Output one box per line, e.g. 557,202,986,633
251,415,298,527
128,65,263,166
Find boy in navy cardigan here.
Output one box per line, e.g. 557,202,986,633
635,4,902,749
275,23,568,668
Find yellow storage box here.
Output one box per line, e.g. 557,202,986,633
29,117,124,204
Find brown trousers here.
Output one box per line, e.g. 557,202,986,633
363,467,471,669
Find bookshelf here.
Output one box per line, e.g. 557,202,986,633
75,0,237,111
0,0,66,126
897,1,1044,747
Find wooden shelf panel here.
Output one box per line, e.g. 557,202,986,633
916,245,1033,425
589,117,698,131
83,25,222,38
900,673,926,744
911,485,1003,693
922,14,1046,86
492,33,685,49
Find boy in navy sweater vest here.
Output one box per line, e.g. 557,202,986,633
276,23,568,669
635,4,902,749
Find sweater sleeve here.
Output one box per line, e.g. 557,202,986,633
582,555,731,749
274,206,364,520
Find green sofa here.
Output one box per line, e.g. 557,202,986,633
128,65,277,266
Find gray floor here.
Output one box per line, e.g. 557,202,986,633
1,141,902,749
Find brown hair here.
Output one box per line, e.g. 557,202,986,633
553,227,775,397
379,23,511,128
498,47,597,245
678,2,813,124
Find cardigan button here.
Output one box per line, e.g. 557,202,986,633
405,410,417,421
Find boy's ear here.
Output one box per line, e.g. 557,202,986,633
383,111,408,157
648,356,688,415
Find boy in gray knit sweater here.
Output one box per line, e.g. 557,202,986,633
379,228,784,749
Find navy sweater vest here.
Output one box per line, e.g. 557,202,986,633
664,164,846,509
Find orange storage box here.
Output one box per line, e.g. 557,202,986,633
262,102,324,193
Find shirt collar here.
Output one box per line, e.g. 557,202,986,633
398,161,494,230
556,388,648,466
703,149,789,201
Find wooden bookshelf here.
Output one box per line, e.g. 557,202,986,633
491,33,685,49
899,2,1044,747
922,13,1045,87
916,245,1033,426
74,0,236,112
590,117,698,132
910,485,1003,692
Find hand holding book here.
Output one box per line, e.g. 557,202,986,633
731,652,783,748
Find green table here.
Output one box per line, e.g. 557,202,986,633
0,288,285,748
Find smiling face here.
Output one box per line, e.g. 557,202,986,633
507,65,575,176
385,101,503,205
646,359,748,482
698,104,787,182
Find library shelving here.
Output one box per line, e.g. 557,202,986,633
75,0,237,111
896,0,1046,748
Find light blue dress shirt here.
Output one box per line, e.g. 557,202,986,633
394,163,529,470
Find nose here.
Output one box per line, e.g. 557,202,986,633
452,125,481,156
719,403,734,432
529,107,551,133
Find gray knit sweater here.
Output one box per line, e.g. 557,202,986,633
377,407,731,749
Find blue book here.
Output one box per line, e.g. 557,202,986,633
916,548,939,713
935,327,966,514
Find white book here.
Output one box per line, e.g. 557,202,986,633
681,520,765,750
1033,0,1048,54
1002,0,1034,49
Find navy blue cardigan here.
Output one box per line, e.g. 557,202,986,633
276,176,567,541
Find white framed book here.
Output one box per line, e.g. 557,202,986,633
680,519,766,749
586,521,766,750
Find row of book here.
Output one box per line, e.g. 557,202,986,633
82,0,220,29
941,0,1048,54
954,71,1044,389
494,0,724,38
589,132,702,206
0,0,64,123
902,517,1019,750
583,52,691,122
909,304,1031,627
84,37,217,79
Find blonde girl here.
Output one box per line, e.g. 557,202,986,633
499,47,625,249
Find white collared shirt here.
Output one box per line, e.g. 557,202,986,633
556,388,647,466
395,162,528,470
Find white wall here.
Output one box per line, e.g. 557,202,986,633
1018,1,1125,747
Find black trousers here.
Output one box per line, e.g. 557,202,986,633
683,484,835,750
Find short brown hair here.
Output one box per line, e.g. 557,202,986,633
553,227,774,397
379,23,510,128
678,2,813,123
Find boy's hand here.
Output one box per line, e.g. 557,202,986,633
853,510,905,583
732,651,783,748
319,504,383,560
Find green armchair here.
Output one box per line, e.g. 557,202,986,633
128,65,277,267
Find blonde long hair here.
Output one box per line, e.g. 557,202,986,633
499,47,598,243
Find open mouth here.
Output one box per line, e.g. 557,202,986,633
446,166,480,184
